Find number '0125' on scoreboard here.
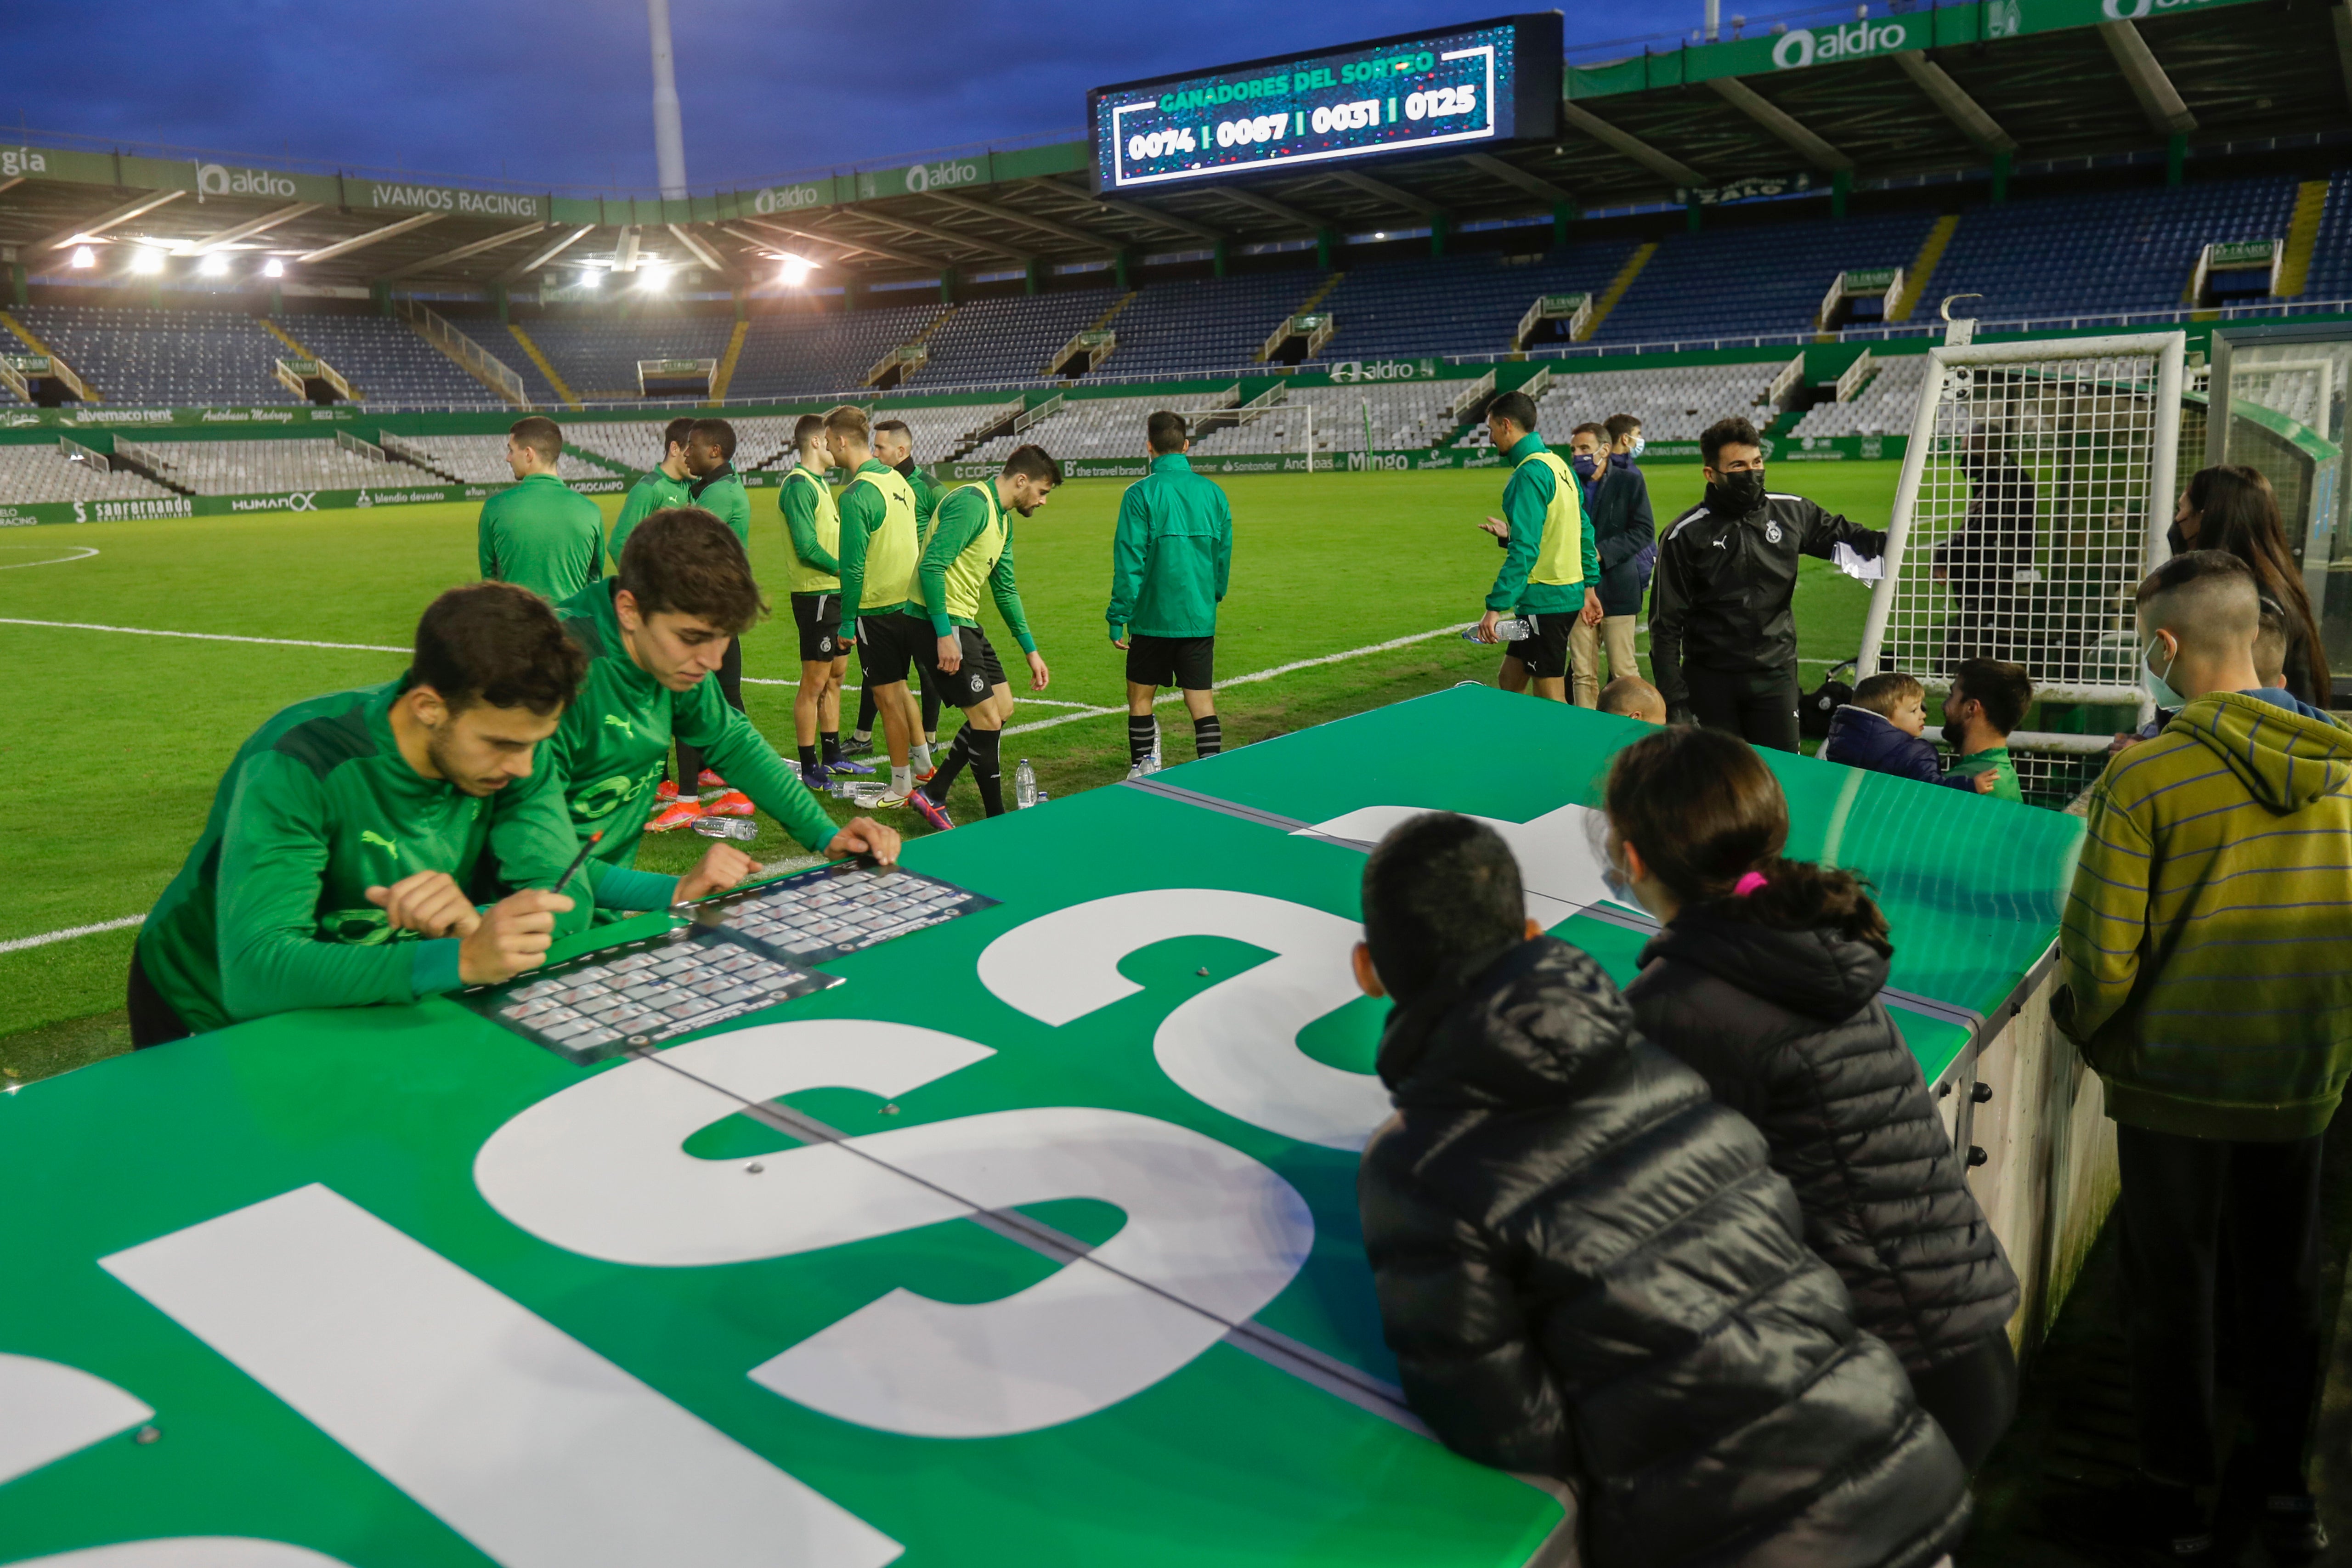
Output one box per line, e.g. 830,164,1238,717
1089,14,1564,193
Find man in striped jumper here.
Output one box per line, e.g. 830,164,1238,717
2058,549,2352,1564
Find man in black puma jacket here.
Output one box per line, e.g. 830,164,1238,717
1650,416,1886,750
1351,812,1969,1568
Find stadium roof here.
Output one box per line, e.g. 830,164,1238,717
0,0,2344,296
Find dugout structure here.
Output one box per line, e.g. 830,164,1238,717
1858,332,2188,802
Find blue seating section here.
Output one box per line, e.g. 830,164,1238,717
464,317,739,402
726,300,945,400
1587,211,1935,345
2301,175,2352,303
1102,271,1321,378
282,314,491,406
15,303,300,408
1319,243,1639,361
1931,174,2303,319
918,288,1120,386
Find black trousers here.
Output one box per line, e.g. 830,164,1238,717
2115,1121,2326,1490
1684,660,1802,753
1908,1328,2018,1472
675,638,744,787
126,938,193,1050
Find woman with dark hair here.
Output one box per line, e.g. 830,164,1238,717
2173,464,2332,708
1602,725,2022,1471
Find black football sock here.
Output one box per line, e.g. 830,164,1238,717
797,744,817,770
925,727,972,797
968,727,1005,817
821,730,841,765
854,683,878,737
922,686,941,736
1128,714,1157,766
1193,715,1222,758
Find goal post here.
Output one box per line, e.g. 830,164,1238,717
1856,331,2187,795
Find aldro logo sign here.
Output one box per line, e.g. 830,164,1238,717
197,162,298,199
1771,17,1909,68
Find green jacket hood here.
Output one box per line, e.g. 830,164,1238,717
2173,692,2352,815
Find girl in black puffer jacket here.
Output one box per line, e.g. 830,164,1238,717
1603,726,2022,1469
1355,812,1970,1568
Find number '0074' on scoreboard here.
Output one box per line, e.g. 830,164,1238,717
1089,14,1563,193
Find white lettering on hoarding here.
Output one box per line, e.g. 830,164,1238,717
197,163,298,199
1772,18,1907,68
753,184,827,214
367,185,541,219
901,160,980,195
0,146,50,178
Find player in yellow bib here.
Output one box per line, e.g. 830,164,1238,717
777,412,867,789
1473,390,1601,704
828,405,944,824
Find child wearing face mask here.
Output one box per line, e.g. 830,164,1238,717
1603,725,2024,1474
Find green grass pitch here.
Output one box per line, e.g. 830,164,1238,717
0,460,1904,1074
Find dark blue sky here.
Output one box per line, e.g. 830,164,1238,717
5,1,1708,194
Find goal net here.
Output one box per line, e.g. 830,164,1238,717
1858,332,2187,804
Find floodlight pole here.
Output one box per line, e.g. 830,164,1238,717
646,0,689,200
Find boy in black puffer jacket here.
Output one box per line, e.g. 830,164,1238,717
1605,725,2022,1470
1353,812,1970,1568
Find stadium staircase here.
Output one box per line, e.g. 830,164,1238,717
0,310,98,402
505,324,581,409
707,319,748,403
2276,180,2329,297
1579,243,1656,340
888,303,963,388
1888,215,1960,323
1255,272,1343,363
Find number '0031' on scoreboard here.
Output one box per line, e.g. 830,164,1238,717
1089,14,1563,193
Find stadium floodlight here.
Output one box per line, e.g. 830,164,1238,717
198,254,229,278
638,263,669,292
69,246,95,269
263,258,285,278
1857,329,2188,801
778,253,813,286
130,245,167,275
579,268,603,290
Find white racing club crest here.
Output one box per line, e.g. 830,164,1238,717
819,635,833,655
967,670,988,696
1764,520,1782,544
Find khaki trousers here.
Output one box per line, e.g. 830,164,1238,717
1568,614,1640,708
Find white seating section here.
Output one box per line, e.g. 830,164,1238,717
1187,383,1460,456
961,394,1176,464
1788,357,1930,439
561,420,672,471
1453,362,1783,452
137,439,389,495
392,434,608,484
0,445,176,503
874,404,1003,464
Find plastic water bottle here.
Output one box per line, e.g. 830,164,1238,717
1461,617,1533,643
1034,789,1049,806
1014,758,1038,809
1138,751,1162,777
691,816,758,842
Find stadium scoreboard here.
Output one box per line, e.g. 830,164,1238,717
1090,15,1563,194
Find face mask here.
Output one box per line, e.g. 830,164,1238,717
1629,436,1645,460
2165,519,2188,557
2144,634,2186,709
1571,453,1597,479
1714,469,1765,511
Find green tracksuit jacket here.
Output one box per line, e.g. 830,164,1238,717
551,581,840,905
1107,452,1233,640
1486,431,1600,616
479,471,604,604
2058,691,2352,1140
140,680,594,1034
899,459,942,531
690,464,753,547
609,465,692,565
918,480,1038,651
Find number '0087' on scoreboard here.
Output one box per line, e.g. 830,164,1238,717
1089,14,1563,193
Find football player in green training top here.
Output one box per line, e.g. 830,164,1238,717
829,404,945,824
130,583,598,1048
662,416,757,826
547,506,899,907
1108,409,1233,774
777,413,860,791
866,418,943,765
479,415,603,606
883,444,1057,822
609,415,697,566
1471,390,1601,704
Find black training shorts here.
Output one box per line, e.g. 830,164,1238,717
1508,611,1573,680
854,608,923,687
791,592,844,663
1126,634,1215,691
914,622,1007,709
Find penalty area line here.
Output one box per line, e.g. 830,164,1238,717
0,914,144,957
0,546,100,570
0,617,408,653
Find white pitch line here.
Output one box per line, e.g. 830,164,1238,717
0,546,100,570
0,914,144,956
0,617,408,653
741,674,1108,713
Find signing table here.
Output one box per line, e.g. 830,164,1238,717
0,686,2096,1568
